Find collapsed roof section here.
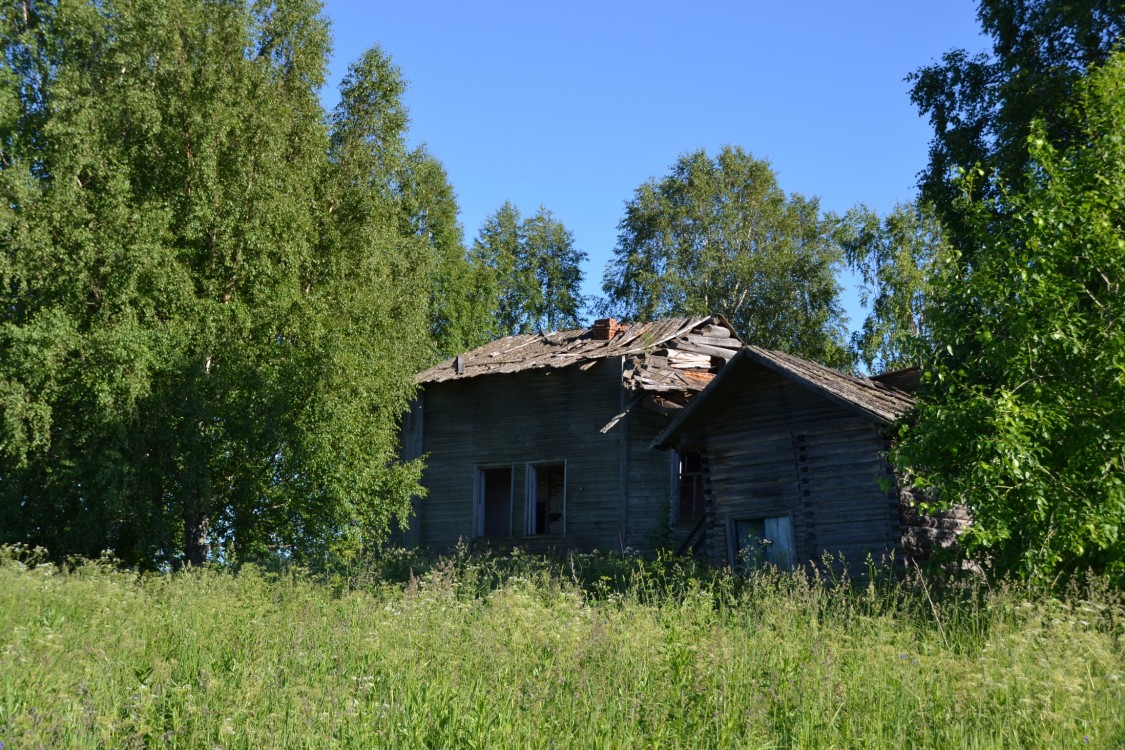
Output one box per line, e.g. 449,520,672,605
416,315,743,396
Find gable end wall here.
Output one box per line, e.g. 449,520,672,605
700,366,900,568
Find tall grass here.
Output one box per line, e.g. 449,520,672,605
1,545,1121,748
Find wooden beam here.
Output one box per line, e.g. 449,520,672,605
667,340,738,360
683,333,742,349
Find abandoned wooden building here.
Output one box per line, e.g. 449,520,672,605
650,346,963,568
399,316,743,552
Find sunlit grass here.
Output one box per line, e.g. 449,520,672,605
1,545,1122,748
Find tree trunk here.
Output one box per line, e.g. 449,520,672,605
183,511,208,567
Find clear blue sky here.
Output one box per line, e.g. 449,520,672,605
320,1,988,332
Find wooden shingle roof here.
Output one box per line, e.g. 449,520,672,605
740,346,915,424
651,346,915,449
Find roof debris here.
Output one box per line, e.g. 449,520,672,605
416,316,743,393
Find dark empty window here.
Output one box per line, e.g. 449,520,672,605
677,451,706,522
477,466,512,537
527,463,565,535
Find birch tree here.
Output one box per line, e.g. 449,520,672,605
602,146,850,368
0,1,436,567
471,202,587,336
896,52,1125,582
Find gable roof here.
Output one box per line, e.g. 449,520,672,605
417,316,743,393
650,345,915,449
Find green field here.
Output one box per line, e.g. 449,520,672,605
1,546,1122,749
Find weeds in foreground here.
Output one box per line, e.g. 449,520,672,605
0,545,1121,748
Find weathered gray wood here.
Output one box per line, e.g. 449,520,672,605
667,339,738,360
411,314,748,557
418,359,626,550
624,404,678,545
683,362,901,568
700,324,731,338
619,363,629,551
683,333,742,349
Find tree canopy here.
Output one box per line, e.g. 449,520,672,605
602,146,850,369
909,0,1125,250
470,201,587,336
895,51,1125,582
0,0,446,567
837,202,945,373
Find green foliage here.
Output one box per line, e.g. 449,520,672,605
326,47,491,358
407,154,496,357
896,53,1125,583
1,548,1122,748
909,0,1125,250
0,2,438,567
837,202,946,372
602,146,851,369
471,201,587,335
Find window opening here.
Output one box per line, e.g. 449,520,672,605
526,463,565,535
476,466,513,537
677,450,706,522
730,515,795,570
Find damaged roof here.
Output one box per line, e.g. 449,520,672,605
416,315,743,393
651,345,916,449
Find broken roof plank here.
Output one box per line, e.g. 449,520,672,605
683,333,742,349
417,316,739,385
667,339,739,360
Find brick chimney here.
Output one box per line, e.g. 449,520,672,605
590,318,627,341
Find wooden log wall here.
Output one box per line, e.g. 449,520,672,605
417,358,640,551
898,485,971,563
624,404,678,549
699,363,900,569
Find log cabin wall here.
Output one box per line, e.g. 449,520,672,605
416,357,642,552
898,484,972,563
623,404,678,549
698,363,900,569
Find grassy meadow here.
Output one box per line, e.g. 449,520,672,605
1,546,1122,749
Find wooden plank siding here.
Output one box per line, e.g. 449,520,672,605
396,395,425,546
698,364,900,569
416,357,661,552
623,405,678,549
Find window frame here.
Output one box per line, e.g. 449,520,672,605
525,460,567,536
671,449,707,524
474,464,515,538
726,512,796,570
